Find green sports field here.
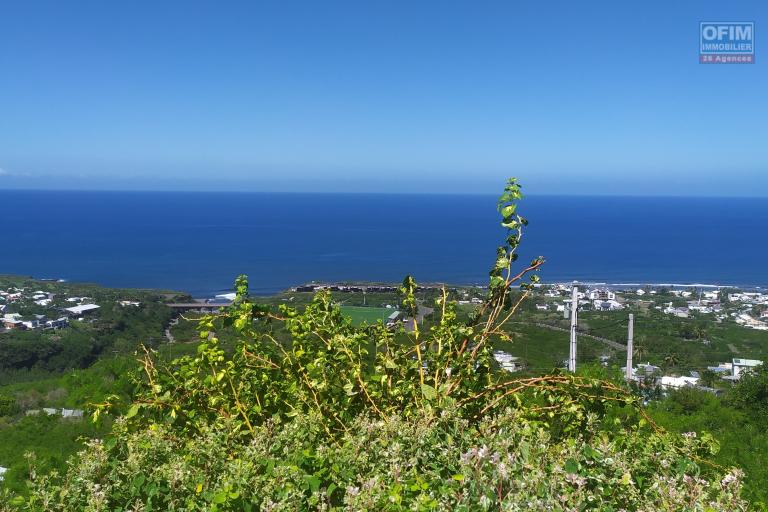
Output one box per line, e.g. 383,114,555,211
340,306,393,326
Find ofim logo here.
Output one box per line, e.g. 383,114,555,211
700,22,754,64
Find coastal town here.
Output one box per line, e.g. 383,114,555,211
534,283,768,325
1,274,767,503
4,278,767,375
1,286,114,332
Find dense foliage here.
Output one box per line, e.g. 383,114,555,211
10,408,746,511
0,357,135,493
2,179,750,510
725,362,768,420
649,364,768,506
0,414,109,497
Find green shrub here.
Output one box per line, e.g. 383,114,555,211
10,409,746,511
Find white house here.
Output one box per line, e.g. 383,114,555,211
593,299,623,311
732,358,763,379
661,375,699,390
688,302,712,314
663,304,690,318
493,350,521,373
588,289,616,301
64,304,100,316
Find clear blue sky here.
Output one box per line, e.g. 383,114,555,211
0,0,766,195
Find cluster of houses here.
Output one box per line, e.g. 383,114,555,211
534,285,768,332
2,313,69,330
659,290,768,330
625,358,764,392
728,291,768,305
538,285,625,313
0,286,103,332
1,288,58,307
728,292,768,331
657,289,723,319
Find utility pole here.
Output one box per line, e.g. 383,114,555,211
568,286,578,372
626,313,634,381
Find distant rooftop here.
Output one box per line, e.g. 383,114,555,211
733,358,763,366
64,304,100,315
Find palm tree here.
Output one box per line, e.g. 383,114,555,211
633,335,649,362
694,324,708,342
663,352,680,371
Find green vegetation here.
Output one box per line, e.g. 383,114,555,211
0,276,175,383
0,414,110,496
339,305,391,326
0,357,135,493
495,323,613,371
0,277,178,496
648,364,768,506
1,179,749,510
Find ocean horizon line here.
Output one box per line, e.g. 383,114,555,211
2,188,768,199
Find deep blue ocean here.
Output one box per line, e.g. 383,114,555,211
1,191,766,296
